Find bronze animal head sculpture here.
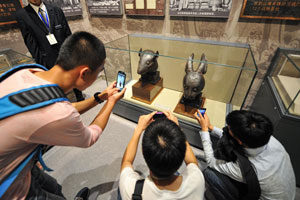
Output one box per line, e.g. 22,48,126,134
183,53,207,100
137,48,160,84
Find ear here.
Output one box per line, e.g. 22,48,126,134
185,53,194,73
196,53,207,74
154,51,159,59
139,48,143,57
79,66,90,81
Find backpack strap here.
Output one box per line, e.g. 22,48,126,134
0,146,40,198
0,64,48,82
132,179,145,200
0,84,68,120
0,64,69,198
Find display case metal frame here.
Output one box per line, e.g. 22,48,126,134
104,34,258,148
251,47,300,185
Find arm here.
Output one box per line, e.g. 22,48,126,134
121,112,156,171
184,141,198,165
16,12,44,65
195,112,244,182
71,81,119,114
59,8,72,37
91,86,126,131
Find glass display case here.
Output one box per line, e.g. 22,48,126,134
270,50,300,116
0,48,35,74
104,34,257,147
251,47,300,185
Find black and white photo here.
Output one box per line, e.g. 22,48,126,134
169,0,232,18
87,0,122,15
43,0,83,16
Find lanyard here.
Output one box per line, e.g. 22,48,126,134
38,9,50,31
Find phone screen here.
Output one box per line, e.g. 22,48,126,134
198,108,206,117
116,71,126,91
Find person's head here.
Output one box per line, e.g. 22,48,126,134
142,118,186,179
29,0,42,6
56,31,106,90
226,110,273,148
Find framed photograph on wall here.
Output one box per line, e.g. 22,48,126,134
169,0,232,18
87,0,123,15
124,0,165,16
0,0,23,26
240,0,300,20
43,0,83,17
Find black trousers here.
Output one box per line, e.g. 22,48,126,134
25,165,66,200
203,167,247,200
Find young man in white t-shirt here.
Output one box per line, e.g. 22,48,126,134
119,111,205,200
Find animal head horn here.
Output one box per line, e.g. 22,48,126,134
185,53,194,73
196,53,207,74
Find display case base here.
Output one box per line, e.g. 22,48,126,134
174,96,206,118
132,78,163,104
113,99,230,149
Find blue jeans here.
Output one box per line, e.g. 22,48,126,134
203,167,247,200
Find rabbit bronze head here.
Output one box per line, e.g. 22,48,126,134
183,53,207,100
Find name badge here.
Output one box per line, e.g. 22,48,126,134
46,34,58,45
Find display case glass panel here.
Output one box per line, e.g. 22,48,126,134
104,34,257,128
0,48,35,74
270,49,300,116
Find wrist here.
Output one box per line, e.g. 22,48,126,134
94,92,104,104
135,126,144,134
208,125,214,131
201,126,209,132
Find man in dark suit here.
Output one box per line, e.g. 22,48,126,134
16,0,84,101
16,0,71,69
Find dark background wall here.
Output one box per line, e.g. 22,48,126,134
0,0,299,108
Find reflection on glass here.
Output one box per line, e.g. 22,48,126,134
0,49,34,74
271,52,300,116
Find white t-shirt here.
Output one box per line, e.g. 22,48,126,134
119,163,205,200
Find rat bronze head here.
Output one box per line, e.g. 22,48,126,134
137,49,159,75
183,53,207,100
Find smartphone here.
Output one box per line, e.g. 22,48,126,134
153,112,166,120
197,108,206,117
116,71,126,91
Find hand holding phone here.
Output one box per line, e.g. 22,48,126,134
116,71,126,91
197,108,206,117
153,112,166,120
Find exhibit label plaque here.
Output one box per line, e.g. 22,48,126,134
169,0,232,18
43,0,83,16
240,0,300,20
0,0,23,26
87,0,123,15
124,0,165,16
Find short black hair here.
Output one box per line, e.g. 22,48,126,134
226,110,273,148
56,31,106,71
142,118,186,178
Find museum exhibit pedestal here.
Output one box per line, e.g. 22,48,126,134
174,96,206,118
132,78,163,104
250,48,300,185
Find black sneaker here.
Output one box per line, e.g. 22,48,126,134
74,187,90,200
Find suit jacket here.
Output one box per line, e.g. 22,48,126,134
16,3,72,69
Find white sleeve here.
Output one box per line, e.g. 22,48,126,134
211,127,223,138
119,167,142,200
199,131,244,183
